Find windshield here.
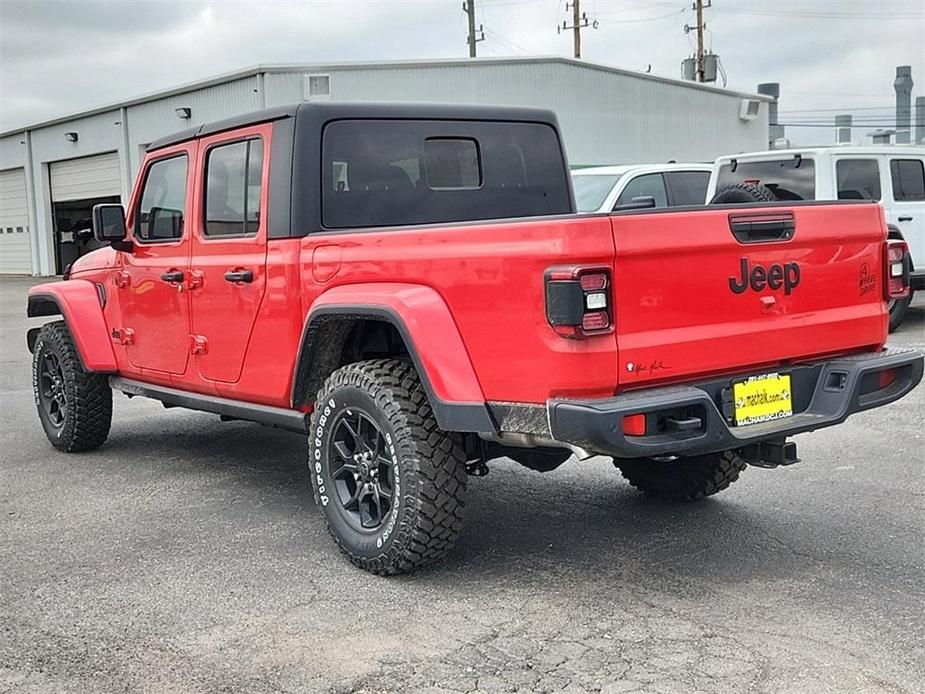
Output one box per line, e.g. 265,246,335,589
571,174,621,212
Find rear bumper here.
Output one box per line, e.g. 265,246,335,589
548,348,923,459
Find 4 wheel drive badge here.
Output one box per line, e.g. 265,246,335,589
858,262,877,296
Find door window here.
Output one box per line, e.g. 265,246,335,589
836,159,881,200
665,171,710,206
890,159,925,201
204,139,264,236
135,155,188,242
615,174,668,208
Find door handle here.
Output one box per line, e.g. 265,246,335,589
160,269,184,283
224,268,254,283
898,216,913,222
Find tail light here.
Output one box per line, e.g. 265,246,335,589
545,265,613,338
883,239,910,300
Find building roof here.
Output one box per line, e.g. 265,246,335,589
1,56,771,138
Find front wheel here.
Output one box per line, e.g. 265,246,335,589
32,320,112,452
309,359,468,575
615,450,746,501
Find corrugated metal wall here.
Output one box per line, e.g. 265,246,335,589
126,76,261,177
0,59,768,275
281,61,768,165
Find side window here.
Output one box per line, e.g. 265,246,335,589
665,171,710,206
890,159,925,202
836,159,881,200
204,138,264,237
320,119,570,229
615,174,668,208
135,155,188,242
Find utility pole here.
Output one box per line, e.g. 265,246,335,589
463,1,484,58
559,1,597,59
694,0,707,82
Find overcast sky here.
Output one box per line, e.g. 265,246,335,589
1,0,923,145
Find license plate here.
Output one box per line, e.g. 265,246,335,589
732,372,793,426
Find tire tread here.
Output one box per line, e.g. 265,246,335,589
310,358,467,575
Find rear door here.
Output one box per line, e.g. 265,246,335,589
120,146,195,374
188,124,271,383
885,156,925,266
610,203,887,388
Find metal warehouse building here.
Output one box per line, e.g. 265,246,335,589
0,57,770,276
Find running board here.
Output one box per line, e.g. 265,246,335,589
108,377,308,433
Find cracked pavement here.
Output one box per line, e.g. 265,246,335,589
1,277,923,693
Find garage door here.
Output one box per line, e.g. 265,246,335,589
0,168,32,274
49,152,121,202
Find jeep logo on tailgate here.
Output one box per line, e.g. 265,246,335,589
729,258,800,295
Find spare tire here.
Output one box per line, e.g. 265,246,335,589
710,183,778,204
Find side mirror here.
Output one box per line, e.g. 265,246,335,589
92,204,128,247
612,195,657,212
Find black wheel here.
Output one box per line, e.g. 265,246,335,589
615,450,746,501
888,291,913,332
309,358,467,575
32,320,112,452
709,183,778,204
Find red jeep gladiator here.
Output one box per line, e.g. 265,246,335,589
27,103,922,575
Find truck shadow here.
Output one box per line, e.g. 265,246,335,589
103,414,840,590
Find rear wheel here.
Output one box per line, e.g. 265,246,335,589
32,320,112,452
888,291,913,332
615,450,746,501
309,359,468,575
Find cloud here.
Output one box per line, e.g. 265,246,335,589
1,0,923,145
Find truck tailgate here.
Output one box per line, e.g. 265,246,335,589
611,202,887,388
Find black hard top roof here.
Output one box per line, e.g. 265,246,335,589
146,101,560,152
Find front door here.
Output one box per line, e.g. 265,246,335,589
189,125,270,383
120,145,195,375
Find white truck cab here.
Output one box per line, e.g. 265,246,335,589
571,163,712,214
707,146,925,298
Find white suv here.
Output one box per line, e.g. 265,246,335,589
707,146,925,328
571,163,712,213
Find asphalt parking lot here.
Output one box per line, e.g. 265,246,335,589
1,275,923,694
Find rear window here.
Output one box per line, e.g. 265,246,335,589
836,159,881,201
571,174,620,212
716,158,816,200
890,159,925,201
321,119,571,228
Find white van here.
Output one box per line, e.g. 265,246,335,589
707,146,925,327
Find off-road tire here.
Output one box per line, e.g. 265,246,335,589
709,183,778,204
888,291,913,332
309,358,467,575
32,320,112,452
615,450,746,501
